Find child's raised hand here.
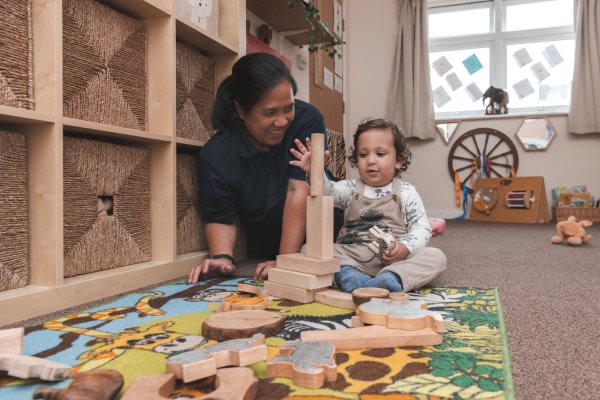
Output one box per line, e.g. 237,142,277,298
289,137,312,173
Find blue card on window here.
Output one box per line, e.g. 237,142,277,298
463,54,483,75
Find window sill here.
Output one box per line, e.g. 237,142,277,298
436,111,568,123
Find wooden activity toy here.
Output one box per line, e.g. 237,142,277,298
267,341,337,389
33,369,124,400
166,333,267,382
367,226,397,261
221,283,273,311
265,133,341,303
357,296,445,333
202,310,285,341
122,367,258,400
469,176,550,223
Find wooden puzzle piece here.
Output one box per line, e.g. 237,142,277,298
33,369,123,399
358,297,444,333
351,287,390,306
267,341,337,389
314,289,356,310
367,226,397,261
166,333,267,382
0,327,24,354
121,373,175,400
0,353,72,381
301,324,443,350
202,310,285,341
222,283,273,311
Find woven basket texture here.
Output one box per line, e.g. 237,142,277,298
325,128,347,180
63,136,151,277
0,129,28,291
555,207,600,223
176,41,216,142
63,0,148,130
0,0,34,109
177,153,207,254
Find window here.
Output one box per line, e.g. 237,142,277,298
428,0,574,118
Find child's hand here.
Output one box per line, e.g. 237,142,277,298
382,241,409,264
289,137,313,173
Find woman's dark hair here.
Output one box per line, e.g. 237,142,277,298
347,118,412,176
211,53,298,131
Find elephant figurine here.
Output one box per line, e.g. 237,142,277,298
482,86,509,115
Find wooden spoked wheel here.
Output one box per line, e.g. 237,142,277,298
447,128,519,195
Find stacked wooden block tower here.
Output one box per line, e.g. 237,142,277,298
264,133,341,303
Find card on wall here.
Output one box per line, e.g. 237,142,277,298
175,0,219,36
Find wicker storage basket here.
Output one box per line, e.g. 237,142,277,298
554,207,600,223
177,153,207,254
0,128,28,291
63,136,151,277
325,128,346,180
0,0,34,109
176,41,216,143
62,0,148,130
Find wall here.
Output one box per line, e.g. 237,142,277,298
345,0,600,218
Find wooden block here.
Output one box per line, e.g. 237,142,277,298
351,287,390,306
310,133,325,196
166,334,267,383
301,325,443,350
202,310,285,341
121,373,175,400
306,196,334,260
33,370,122,399
0,353,72,381
264,281,327,304
350,316,365,328
268,268,333,290
222,294,273,312
202,367,258,400
314,290,356,310
0,327,24,354
358,298,445,333
277,253,340,275
267,341,337,389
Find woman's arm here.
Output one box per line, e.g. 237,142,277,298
188,222,238,283
280,178,309,254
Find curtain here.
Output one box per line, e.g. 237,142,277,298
568,0,600,134
386,0,436,140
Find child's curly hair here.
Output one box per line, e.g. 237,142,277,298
347,118,412,176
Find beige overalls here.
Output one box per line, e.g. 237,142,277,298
332,178,446,292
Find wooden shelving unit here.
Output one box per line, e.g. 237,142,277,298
0,0,245,326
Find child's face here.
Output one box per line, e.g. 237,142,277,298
356,128,402,187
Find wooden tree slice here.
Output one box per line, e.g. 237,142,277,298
202,310,285,341
351,287,389,306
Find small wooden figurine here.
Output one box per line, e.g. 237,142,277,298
33,369,123,400
0,353,72,381
482,85,509,114
357,296,444,333
267,341,337,389
367,226,396,261
221,283,273,312
166,333,267,382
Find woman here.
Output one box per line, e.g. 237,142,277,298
188,53,326,283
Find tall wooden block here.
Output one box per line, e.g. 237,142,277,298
310,133,324,196
268,268,332,290
276,253,340,275
264,281,327,304
306,196,334,260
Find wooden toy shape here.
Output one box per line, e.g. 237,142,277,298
267,341,337,389
0,327,24,354
301,324,442,350
267,267,333,290
166,333,267,383
351,287,390,306
205,366,259,400
314,289,356,310
33,369,123,400
202,310,285,341
358,297,444,333
264,281,328,304
0,353,72,381
306,195,335,260
236,283,267,297
121,373,175,400
367,226,397,261
222,294,273,312
276,253,340,275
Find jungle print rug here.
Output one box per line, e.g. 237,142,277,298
0,277,514,399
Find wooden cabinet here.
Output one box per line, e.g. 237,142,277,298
0,0,244,326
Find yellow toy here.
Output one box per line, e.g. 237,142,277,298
551,215,592,246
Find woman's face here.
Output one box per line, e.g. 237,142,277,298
236,81,295,151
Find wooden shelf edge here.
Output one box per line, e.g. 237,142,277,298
98,0,171,19
0,105,55,125
175,19,238,56
176,137,206,148
0,255,208,327
63,117,172,143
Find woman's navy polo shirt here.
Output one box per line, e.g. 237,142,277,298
198,99,326,259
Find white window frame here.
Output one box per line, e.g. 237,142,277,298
428,0,575,119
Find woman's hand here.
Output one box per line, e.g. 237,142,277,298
382,242,410,265
188,258,235,284
253,260,276,281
